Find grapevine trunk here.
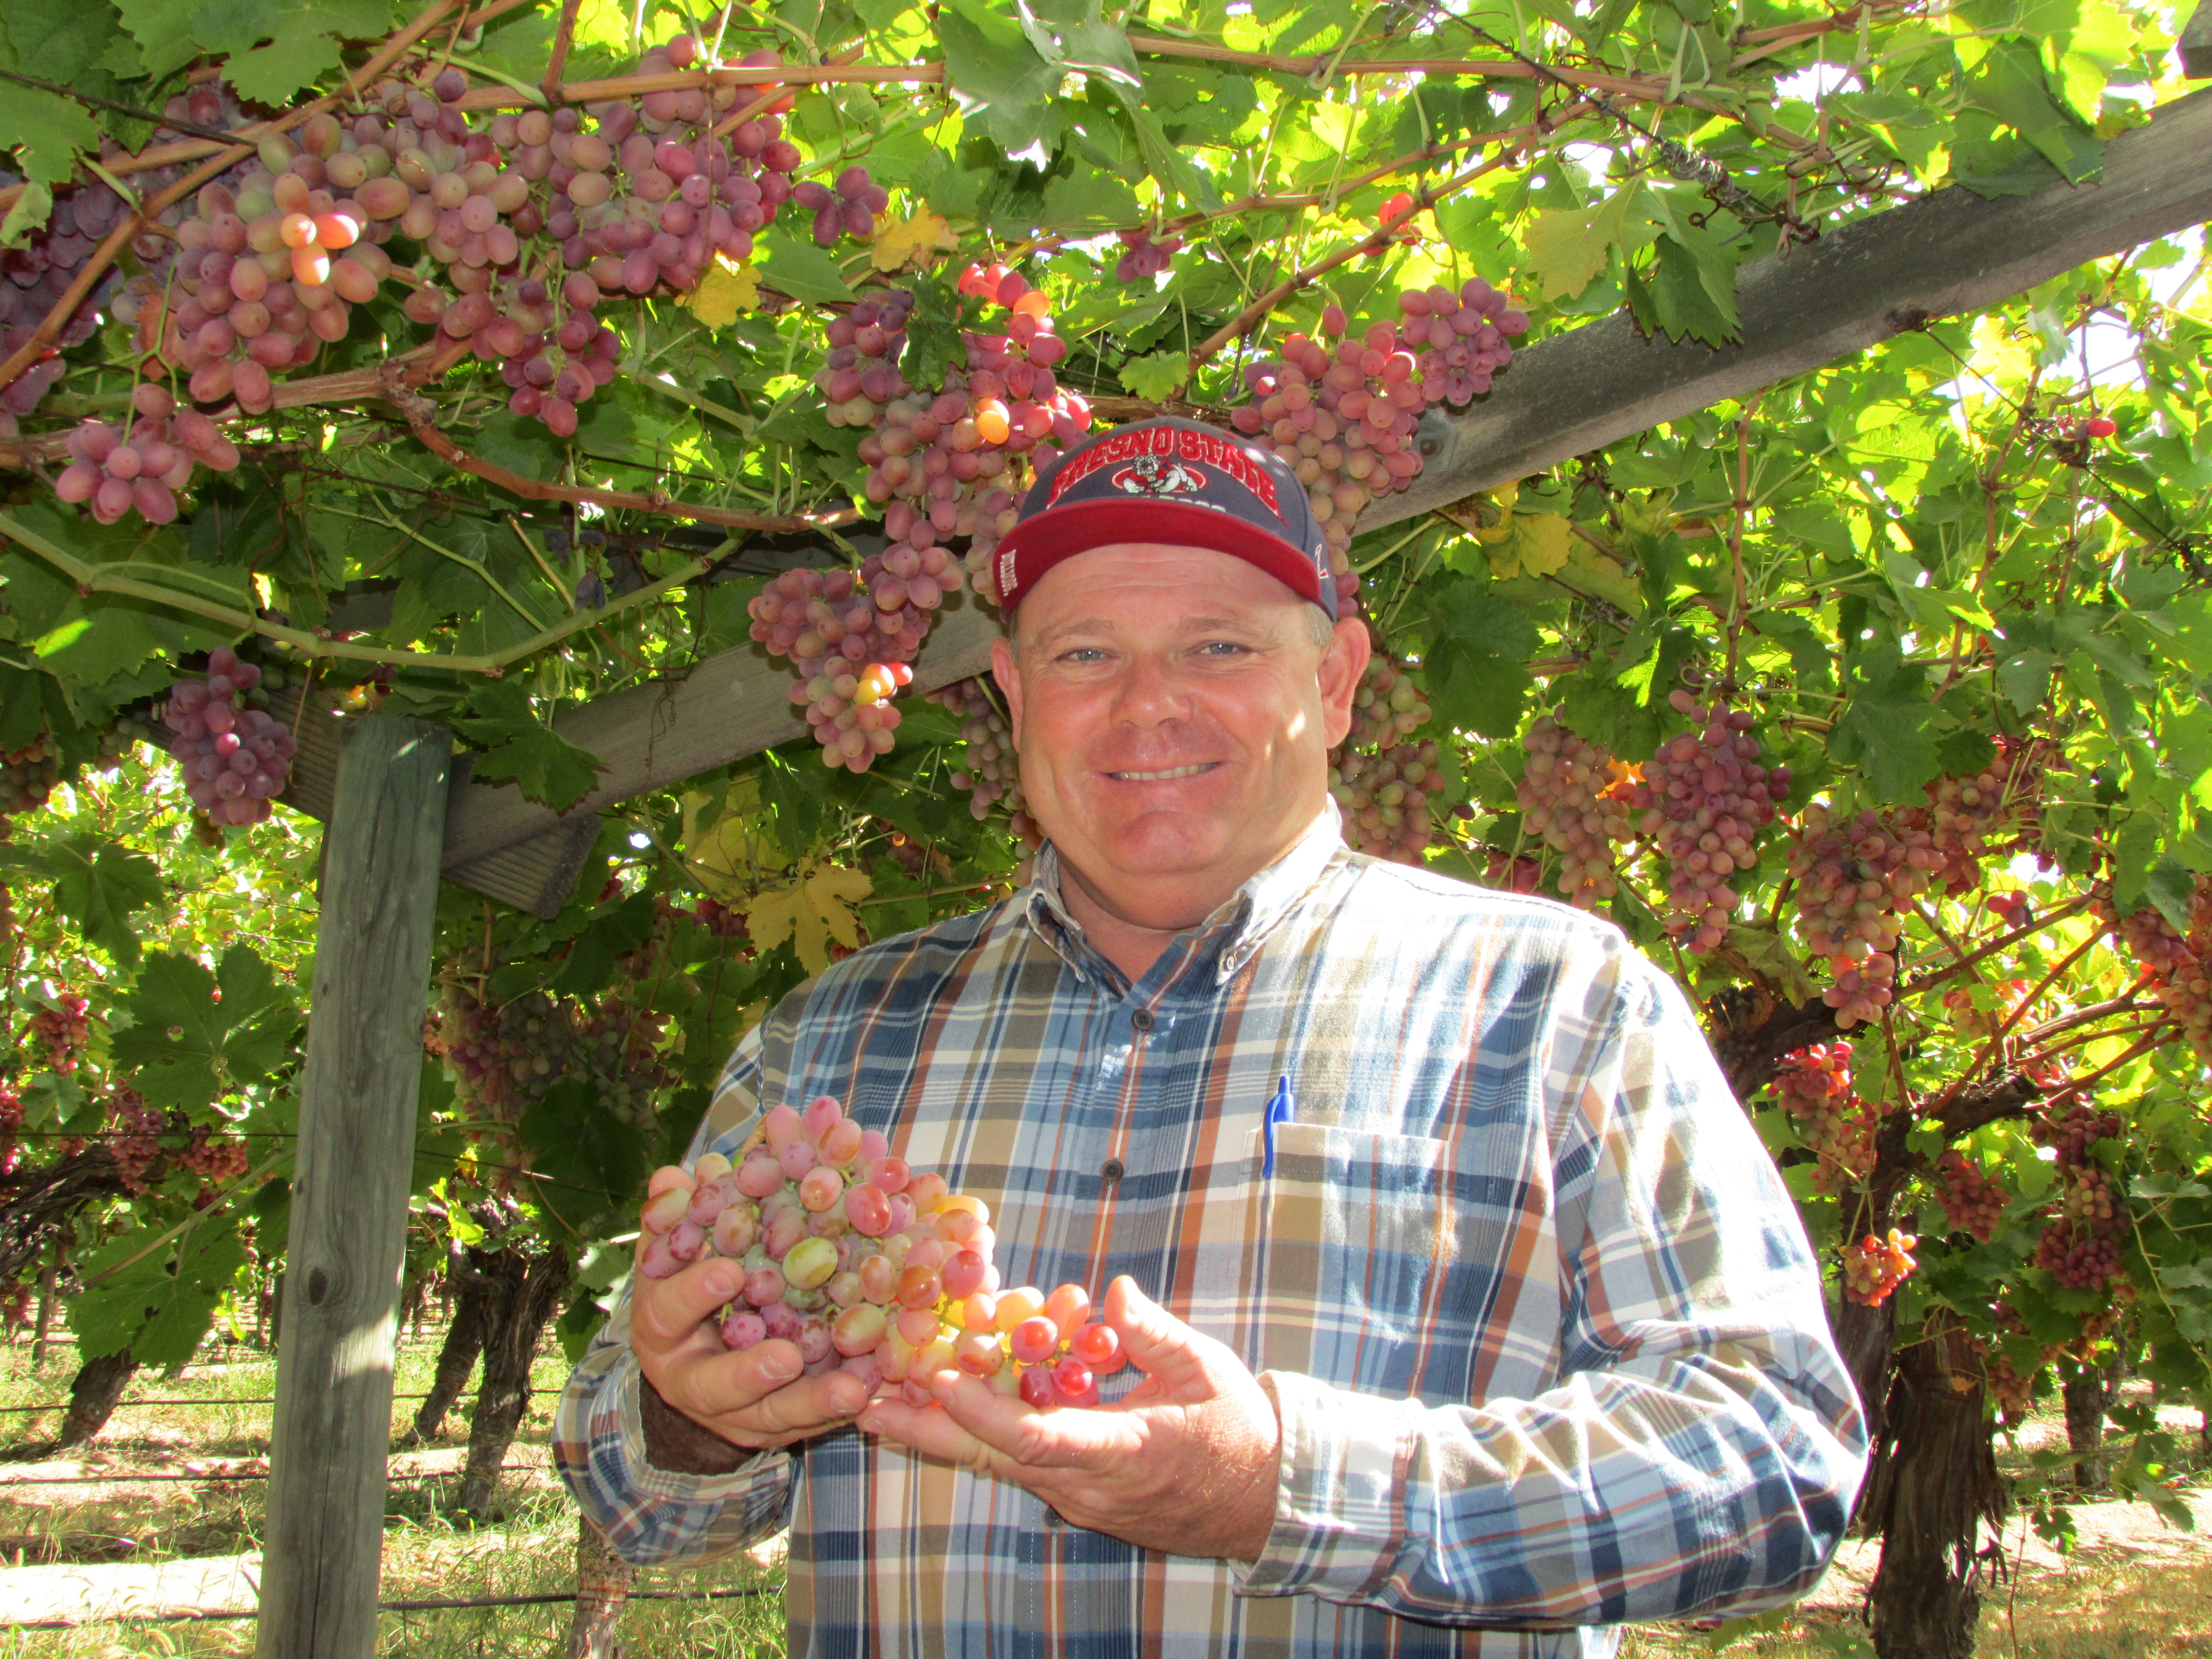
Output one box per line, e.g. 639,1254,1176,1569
58,1347,138,1448
407,1271,488,1445
564,1513,637,1659
457,1242,569,1516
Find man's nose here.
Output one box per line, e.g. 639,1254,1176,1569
1110,649,1191,726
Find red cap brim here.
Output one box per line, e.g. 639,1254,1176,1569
993,498,1327,613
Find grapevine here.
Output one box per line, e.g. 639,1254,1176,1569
1515,717,1635,908
1622,690,1789,953
638,1092,1125,1407
1788,804,1942,1028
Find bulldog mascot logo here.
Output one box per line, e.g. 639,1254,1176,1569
1110,451,1204,498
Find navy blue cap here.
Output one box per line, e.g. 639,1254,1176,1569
992,417,1335,620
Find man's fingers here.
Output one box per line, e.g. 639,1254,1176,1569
1102,1275,1217,1389
860,1390,1000,1471
928,1369,1141,1471
630,1257,744,1352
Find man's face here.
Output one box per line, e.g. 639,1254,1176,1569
992,542,1368,932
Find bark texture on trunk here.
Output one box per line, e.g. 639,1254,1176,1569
457,1242,569,1516
1864,1319,2007,1659
405,1271,488,1446
2062,1366,2107,1492
58,1348,139,1448
563,1514,637,1659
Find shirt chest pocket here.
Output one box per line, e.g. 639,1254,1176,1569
1245,1122,1497,1399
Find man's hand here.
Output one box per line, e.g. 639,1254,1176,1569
632,1252,870,1467
858,1276,1282,1562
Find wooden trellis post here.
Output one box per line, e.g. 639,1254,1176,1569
258,716,454,1659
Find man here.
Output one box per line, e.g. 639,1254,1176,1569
556,416,1866,1657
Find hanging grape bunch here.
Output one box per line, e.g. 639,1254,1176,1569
1767,1041,1875,1193
108,1086,168,1195
1331,741,1443,864
1620,689,1788,954
1228,281,1527,609
794,166,890,248
2095,875,2212,1063
1840,1228,1917,1307
1788,805,1942,1028
160,646,298,828
638,1092,1125,1408
1341,654,1430,752
929,676,1034,840
0,735,63,817
1905,736,2048,896
0,1082,19,1178
1114,227,1181,282
29,995,91,1074
2031,1103,2127,1290
54,387,243,525
1515,717,1635,908
432,980,573,1169
1932,1151,2007,1242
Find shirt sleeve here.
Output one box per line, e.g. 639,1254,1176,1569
1234,942,1868,1627
552,1028,801,1568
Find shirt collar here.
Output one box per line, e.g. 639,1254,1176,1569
1017,801,1347,990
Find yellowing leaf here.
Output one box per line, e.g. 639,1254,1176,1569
1489,512,1574,581
870,210,960,273
681,778,792,897
744,860,874,974
1522,184,1658,304
685,253,758,328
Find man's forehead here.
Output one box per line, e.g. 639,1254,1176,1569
1022,541,1301,603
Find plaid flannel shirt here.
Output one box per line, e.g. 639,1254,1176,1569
556,806,1866,1659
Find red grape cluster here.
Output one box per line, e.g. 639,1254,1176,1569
108,1085,168,1195
1905,743,2033,895
0,735,63,817
177,1123,252,1180
1516,718,1635,908
930,677,1036,840
639,1092,1126,1409
1986,889,2032,930
0,162,156,431
1393,277,1527,409
1933,1150,2007,1242
1329,740,1441,863
54,387,242,524
1769,1041,1875,1193
746,566,925,772
691,896,752,940
1113,227,1181,282
29,994,90,1074
1840,1228,1917,1307
2030,1103,2127,1290
1342,655,1430,752
0,1082,21,1178
1788,804,1942,1028
433,981,575,1168
2097,875,2212,1063
160,646,298,827
1620,691,1788,954
794,165,889,248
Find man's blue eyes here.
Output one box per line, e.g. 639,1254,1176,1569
1056,642,1250,663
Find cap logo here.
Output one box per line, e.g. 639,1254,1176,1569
1110,454,1205,498
1047,423,1281,517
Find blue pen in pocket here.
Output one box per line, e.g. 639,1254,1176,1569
1261,1074,1295,1178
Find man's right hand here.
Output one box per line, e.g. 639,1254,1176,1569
632,1250,872,1469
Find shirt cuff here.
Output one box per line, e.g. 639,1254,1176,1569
1232,1370,1424,1603
613,1361,782,1504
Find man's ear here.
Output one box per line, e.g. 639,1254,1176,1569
991,632,1023,745
1317,616,1370,750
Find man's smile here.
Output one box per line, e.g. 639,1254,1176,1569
1106,763,1219,781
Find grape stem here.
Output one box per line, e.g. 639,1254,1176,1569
541,0,584,96
1897,893,2094,998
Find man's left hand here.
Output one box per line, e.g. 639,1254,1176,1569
858,1275,1281,1562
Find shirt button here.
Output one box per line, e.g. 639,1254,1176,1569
1130,1007,1154,1032
1100,1158,1125,1182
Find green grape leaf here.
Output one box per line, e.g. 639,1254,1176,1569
110,946,304,1110
112,0,201,76
759,229,854,303
1422,580,1540,739
937,0,1064,156
1118,349,1189,402
193,0,396,106
1827,641,1941,803
1524,182,1658,303
0,87,100,186
0,177,50,246
1623,229,1742,348
48,834,165,968
519,1076,648,1239
548,892,660,996
451,682,609,810
70,1218,248,1368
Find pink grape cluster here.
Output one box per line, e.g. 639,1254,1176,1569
931,677,1035,839
1840,1228,1917,1307
1114,227,1181,282
1393,277,1527,408
1904,738,2045,896
0,174,144,429
176,1123,252,1182
0,735,61,817
2030,1105,2126,1291
1342,655,1431,752
1621,690,1789,954
1769,1042,1874,1194
1933,1150,2007,1242
793,165,889,248
29,995,90,1074
817,287,918,427
54,387,241,524
1517,718,1635,908
638,1093,1127,1409
745,567,926,771
1331,740,1442,864
433,982,573,1165
2095,875,2212,1063
1788,805,1942,1028
159,646,298,827
0,1082,19,1178
107,1085,168,1195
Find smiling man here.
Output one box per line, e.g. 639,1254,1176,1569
556,417,1866,1658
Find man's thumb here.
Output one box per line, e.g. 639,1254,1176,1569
1102,1275,1208,1379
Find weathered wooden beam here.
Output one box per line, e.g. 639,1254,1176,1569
1362,85,2212,529
275,596,1001,916
2183,0,2212,77
258,717,452,1659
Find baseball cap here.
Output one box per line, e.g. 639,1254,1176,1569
991,417,1336,620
